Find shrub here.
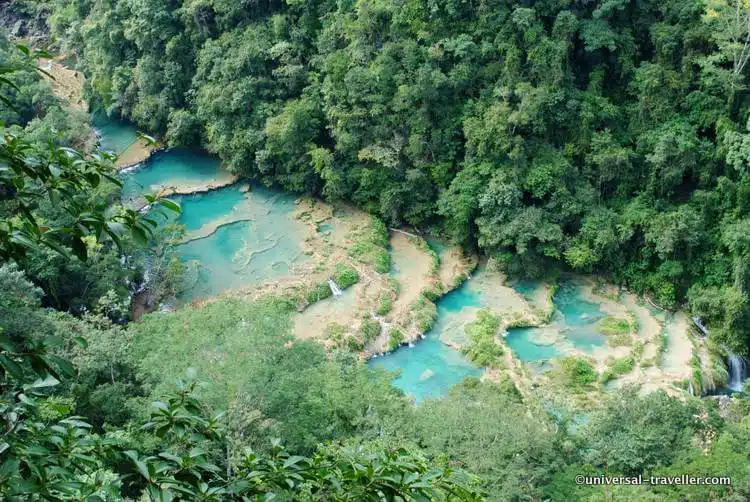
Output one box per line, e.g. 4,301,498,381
373,249,391,274
601,356,636,383
348,218,391,274
306,282,333,303
325,323,346,344
376,294,393,315
387,329,404,350
369,218,390,247
412,295,437,333
598,316,633,346
558,357,597,392
598,316,631,335
388,277,401,296
360,315,381,344
334,264,359,289
633,341,644,360
346,335,364,351
462,310,503,367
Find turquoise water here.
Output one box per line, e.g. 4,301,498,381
506,328,561,361
92,111,138,154
174,185,309,301
426,237,448,255
97,108,311,302
178,186,247,231
369,282,483,402
507,279,606,353
511,279,539,301
371,276,610,401
550,281,607,350
368,288,482,402
121,149,230,203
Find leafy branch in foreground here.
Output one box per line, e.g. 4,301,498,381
0,335,482,500
0,44,179,261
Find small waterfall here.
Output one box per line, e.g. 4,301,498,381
692,317,709,336
727,353,746,392
688,381,694,396
328,278,343,297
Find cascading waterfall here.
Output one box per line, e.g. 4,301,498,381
727,353,746,392
328,278,343,297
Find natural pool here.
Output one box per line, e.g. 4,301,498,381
92,111,138,154
370,270,611,401
174,185,309,301
117,144,309,302
120,149,234,204
111,131,610,396
368,282,485,402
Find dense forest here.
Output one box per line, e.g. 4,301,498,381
42,0,750,352
2,0,750,500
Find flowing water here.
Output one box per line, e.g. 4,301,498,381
368,282,484,402
727,353,746,392
102,119,684,399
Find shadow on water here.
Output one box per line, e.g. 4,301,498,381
120,149,231,203
91,110,138,154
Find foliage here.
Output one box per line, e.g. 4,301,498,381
0,341,481,499
387,328,404,351
0,40,179,267
376,293,393,316
129,298,407,453
407,379,564,501
333,262,359,289
598,316,631,336
557,357,598,393
349,217,391,274
359,315,382,345
600,356,636,384
462,310,504,367
45,0,750,350
411,294,438,333
306,280,332,303
597,315,634,347
580,389,702,475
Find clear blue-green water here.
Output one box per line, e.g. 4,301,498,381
92,111,138,154
101,117,310,301
317,222,334,233
549,281,607,350
370,275,610,401
101,107,611,396
177,185,247,231
368,282,484,402
505,327,561,361
173,184,309,301
425,237,448,255
507,279,606,353
511,279,539,301
121,149,230,204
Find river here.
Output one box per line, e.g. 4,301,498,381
96,115,743,401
